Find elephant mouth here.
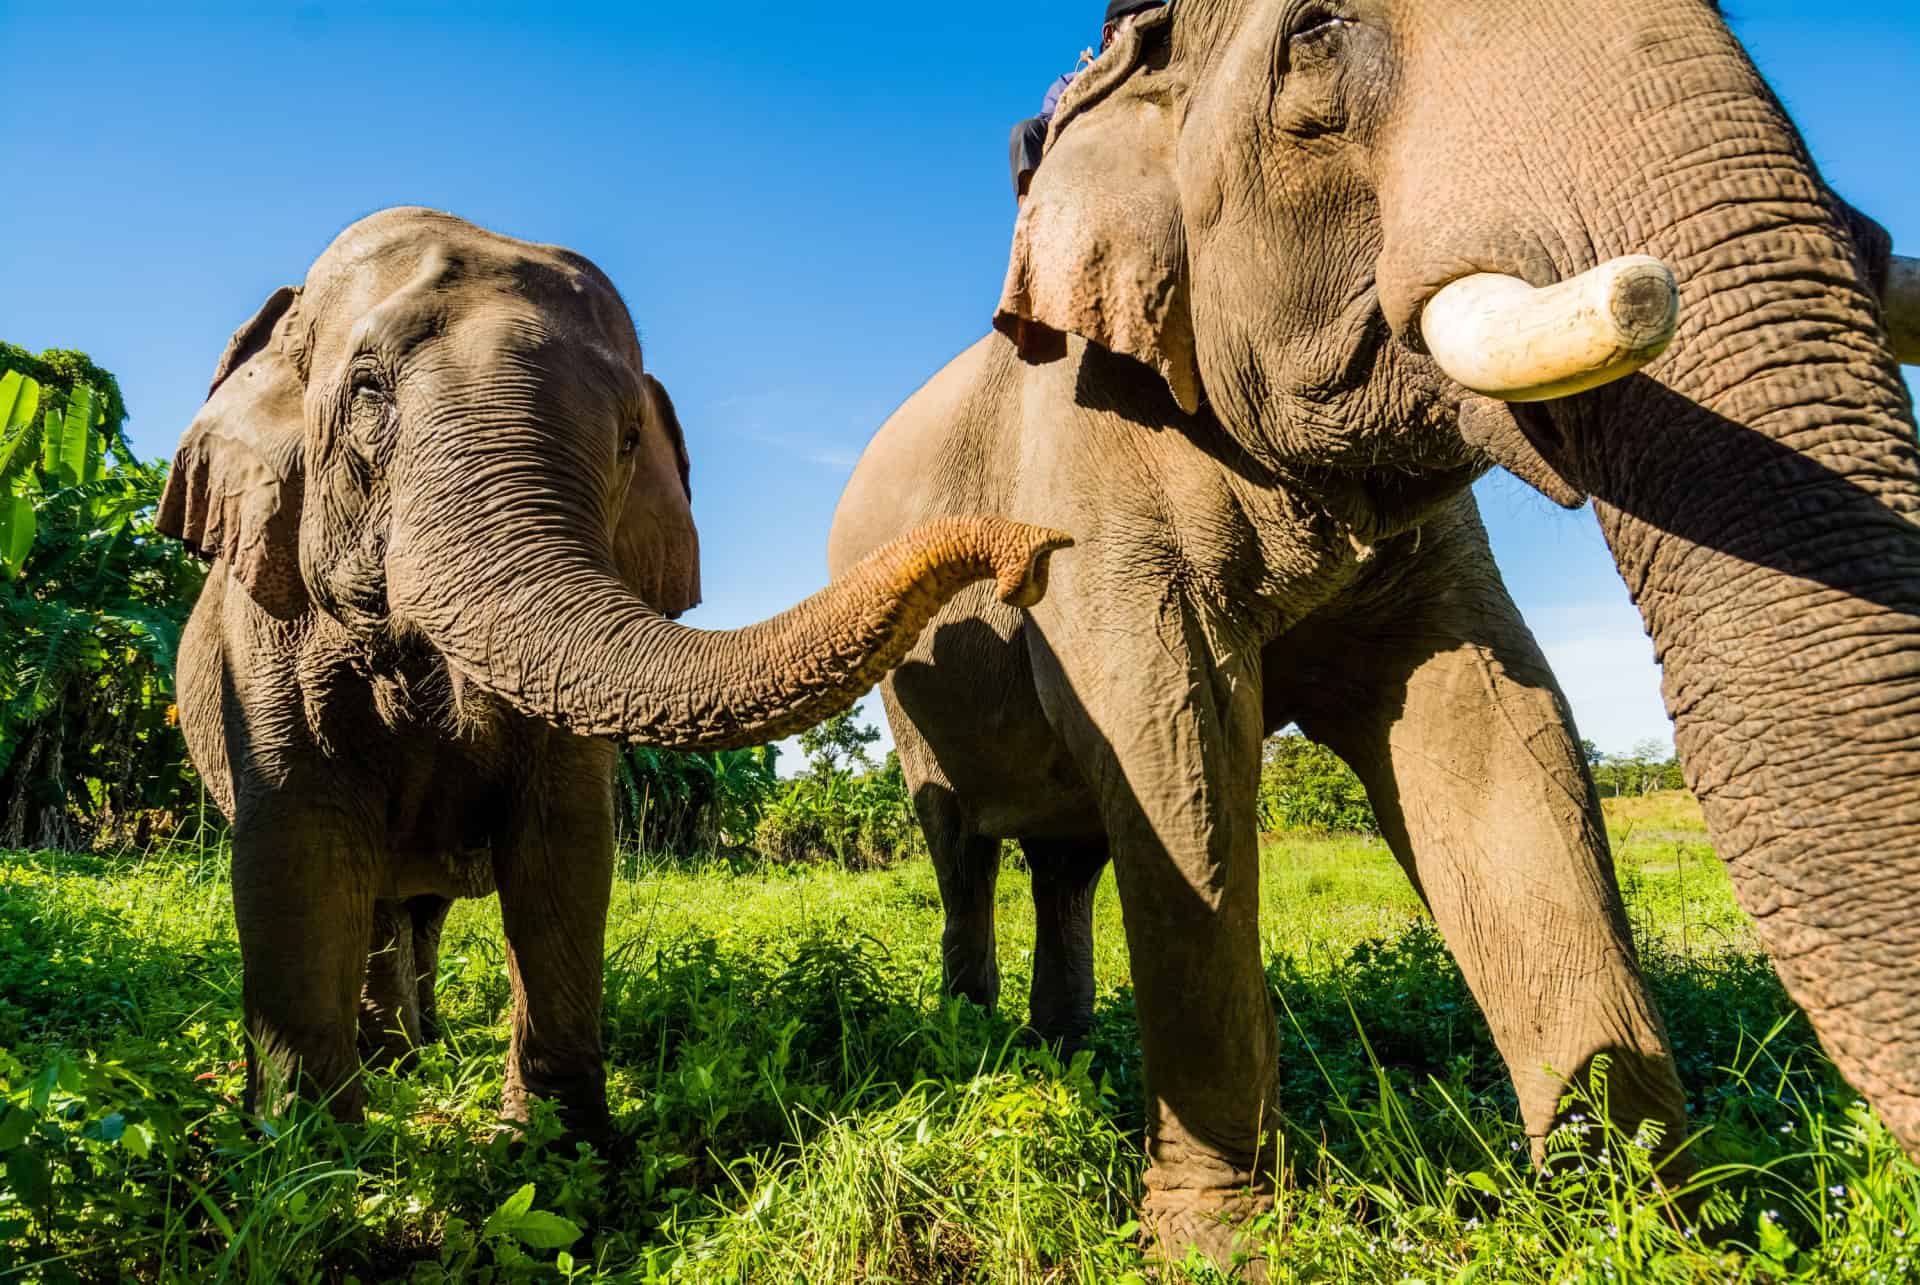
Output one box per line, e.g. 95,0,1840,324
1508,401,1565,458
1455,395,1587,509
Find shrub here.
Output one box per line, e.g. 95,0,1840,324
757,752,923,869
616,745,781,857
1258,731,1378,835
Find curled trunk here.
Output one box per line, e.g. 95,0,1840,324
390,513,1069,751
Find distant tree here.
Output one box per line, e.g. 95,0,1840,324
798,708,881,778
1591,738,1682,798
757,716,921,867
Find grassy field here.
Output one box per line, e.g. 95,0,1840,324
2,794,1916,1282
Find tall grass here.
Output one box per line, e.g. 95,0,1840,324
2,796,1914,1281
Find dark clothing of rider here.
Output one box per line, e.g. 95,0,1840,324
1008,0,1166,200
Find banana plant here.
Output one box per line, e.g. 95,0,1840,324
0,358,203,847
0,371,41,579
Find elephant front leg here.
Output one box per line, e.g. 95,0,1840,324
1020,837,1107,1049
1033,602,1277,1276
495,741,617,1143
1291,515,1687,1167
232,811,377,1121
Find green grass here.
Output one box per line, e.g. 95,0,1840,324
1,795,1915,1282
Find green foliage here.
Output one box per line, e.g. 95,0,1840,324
615,745,781,857
1258,730,1378,835
0,350,205,851
2,805,1916,1281
756,748,923,869
1592,737,1687,797
0,345,129,451
796,707,881,776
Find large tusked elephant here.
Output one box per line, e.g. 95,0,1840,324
160,206,1068,1135
830,0,1920,1270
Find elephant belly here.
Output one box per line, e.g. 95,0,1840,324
382,846,496,900
889,597,1100,841
378,742,515,899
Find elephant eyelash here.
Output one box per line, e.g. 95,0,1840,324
347,364,392,406
1292,11,1351,41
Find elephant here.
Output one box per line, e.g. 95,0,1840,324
828,0,1920,1270
157,206,1069,1137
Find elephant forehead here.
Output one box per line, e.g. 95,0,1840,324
306,214,638,369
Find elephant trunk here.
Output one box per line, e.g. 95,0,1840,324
1586,216,1920,1149
385,464,1069,751
1376,4,1920,1153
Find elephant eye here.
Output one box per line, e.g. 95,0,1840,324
345,372,393,457
1291,9,1352,43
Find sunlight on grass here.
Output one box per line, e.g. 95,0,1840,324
3,794,1913,1282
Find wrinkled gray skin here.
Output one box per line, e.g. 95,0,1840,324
162,207,1067,1135
830,0,1918,1269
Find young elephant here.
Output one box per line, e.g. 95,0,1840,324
831,1,1920,1272
160,206,1068,1135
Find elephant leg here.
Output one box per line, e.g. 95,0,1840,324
1020,836,1107,1049
1288,512,1687,1164
1031,597,1275,1275
408,895,453,1046
358,900,423,1069
231,809,377,1121
495,738,616,1142
888,687,1006,1011
917,783,1003,1011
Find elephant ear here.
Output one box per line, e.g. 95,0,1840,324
156,286,311,620
615,373,702,618
643,373,692,502
993,5,1200,414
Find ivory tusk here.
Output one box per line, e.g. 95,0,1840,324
1889,255,1920,367
1420,256,1681,402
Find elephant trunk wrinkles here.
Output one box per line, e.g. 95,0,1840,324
387,485,1069,751
1375,5,1920,1150
1588,201,1920,1152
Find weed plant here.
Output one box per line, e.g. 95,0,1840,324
1,796,1914,1281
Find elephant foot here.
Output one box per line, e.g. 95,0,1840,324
942,963,1001,1013
245,1048,366,1125
500,1075,613,1155
1019,1017,1092,1060
357,1029,420,1074
492,1110,624,1170
356,983,427,1073
1144,1185,1272,1281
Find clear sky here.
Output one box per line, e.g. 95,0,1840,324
2,1,1914,764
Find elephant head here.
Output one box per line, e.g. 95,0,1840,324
161,206,1068,750
997,2,1920,1152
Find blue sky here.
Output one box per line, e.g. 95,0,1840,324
2,1,1914,763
